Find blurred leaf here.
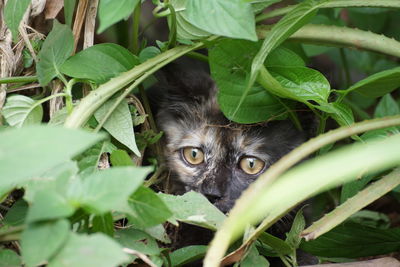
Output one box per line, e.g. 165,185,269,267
285,208,305,249
115,228,160,257
48,233,129,267
21,219,70,267
36,20,73,86
48,106,69,126
340,174,374,204
252,0,280,13
61,43,140,84
98,0,140,33
95,98,141,157
110,149,134,166
209,39,286,123
170,245,208,267
64,0,76,27
3,200,28,226
127,186,172,228
76,167,152,214
240,245,269,267
159,191,226,231
301,223,400,258
185,0,257,41
348,7,389,33
345,67,400,98
92,212,114,237
2,95,43,127
143,224,171,244
374,94,400,118
0,126,105,196
26,190,74,223
139,46,161,63
349,210,391,229
4,0,31,42
0,249,21,267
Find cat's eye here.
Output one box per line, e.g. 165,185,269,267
239,157,265,175
182,147,204,165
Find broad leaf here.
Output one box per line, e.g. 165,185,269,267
64,0,76,27
36,21,73,86
26,190,74,223
94,98,140,156
110,149,134,166
75,167,152,214
301,223,400,258
115,228,160,257
0,126,105,195
318,102,354,126
4,0,31,42
139,46,161,63
127,186,172,228
21,219,70,267
345,67,400,98
92,212,114,237
174,8,210,41
61,43,140,84
240,245,269,267
48,233,129,267
374,94,400,118
0,249,21,267
3,200,28,226
97,0,140,33
2,95,43,127
170,245,208,267
159,191,226,231
185,0,257,41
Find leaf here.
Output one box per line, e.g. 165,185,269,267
48,233,129,267
97,0,140,33
240,245,269,267
21,219,70,267
374,94,400,118
300,223,400,258
174,9,211,41
127,186,172,228
0,249,21,267
94,98,141,156
159,191,226,231
26,190,75,223
2,95,43,127
92,212,114,237
139,46,161,63
209,39,286,123
345,67,400,98
252,0,280,13
110,149,134,166
143,224,171,244
3,200,28,226
185,0,257,41
64,0,76,27
285,208,305,249
61,43,140,84
75,167,152,214
318,102,354,126
265,46,305,68
0,126,105,196
170,245,208,267
4,0,31,42
115,228,160,257
36,20,73,86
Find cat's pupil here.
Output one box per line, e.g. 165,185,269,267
248,158,255,168
191,149,197,158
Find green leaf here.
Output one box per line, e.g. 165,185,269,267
61,43,140,84
115,228,160,257
0,249,21,267
48,106,69,126
97,0,140,33
170,245,208,267
21,219,70,267
252,0,280,13
185,0,257,41
48,233,129,267
301,223,400,258
143,224,171,244
209,39,286,123
94,98,141,156
26,190,74,223
64,0,76,27
174,9,210,41
4,0,31,42
285,208,305,249
75,167,152,214
3,200,28,226
345,67,400,98
0,126,105,195
139,46,161,63
265,47,305,68
318,102,354,126
159,191,226,231
92,212,114,237
374,94,400,118
2,95,43,127
36,20,73,86
240,245,269,267
127,186,172,228
110,149,134,166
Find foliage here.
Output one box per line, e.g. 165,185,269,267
0,0,400,266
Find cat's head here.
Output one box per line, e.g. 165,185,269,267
153,69,307,213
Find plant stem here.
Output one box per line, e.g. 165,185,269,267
339,48,351,89
167,4,177,49
132,2,141,55
187,51,209,62
0,76,38,84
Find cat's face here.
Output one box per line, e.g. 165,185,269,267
155,71,305,213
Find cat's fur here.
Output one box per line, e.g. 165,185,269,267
150,68,308,213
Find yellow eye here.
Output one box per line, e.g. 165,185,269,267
182,147,204,165
239,157,265,175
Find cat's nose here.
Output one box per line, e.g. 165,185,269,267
200,183,223,203
204,193,222,203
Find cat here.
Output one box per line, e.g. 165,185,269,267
151,67,308,213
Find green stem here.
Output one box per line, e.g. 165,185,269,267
339,48,351,89
186,51,209,63
139,85,158,133
0,76,38,84
65,79,79,114
279,255,292,267
35,93,68,108
132,2,141,55
167,4,177,49
256,5,295,22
